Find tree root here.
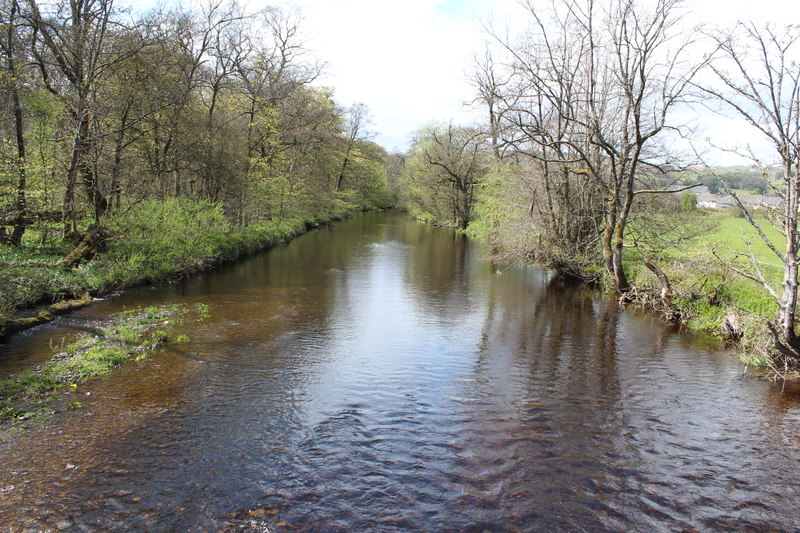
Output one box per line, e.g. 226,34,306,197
619,285,682,324
765,321,800,369
722,313,743,340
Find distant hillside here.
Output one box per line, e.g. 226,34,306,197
674,166,783,194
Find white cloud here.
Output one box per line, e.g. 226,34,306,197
685,0,800,26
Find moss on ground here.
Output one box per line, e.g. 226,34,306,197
0,304,200,429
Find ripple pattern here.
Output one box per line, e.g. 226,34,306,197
1,212,799,532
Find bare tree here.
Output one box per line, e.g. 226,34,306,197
700,23,800,364
490,0,703,292
336,102,370,192
480,6,607,274
409,124,487,230
236,6,321,164
470,45,509,159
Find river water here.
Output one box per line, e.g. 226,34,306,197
1,212,799,532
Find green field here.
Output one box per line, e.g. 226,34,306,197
706,217,785,272
628,214,788,365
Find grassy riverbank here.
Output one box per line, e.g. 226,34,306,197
625,214,784,369
0,303,202,430
0,198,364,337
467,205,787,371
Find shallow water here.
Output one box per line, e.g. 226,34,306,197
1,212,799,532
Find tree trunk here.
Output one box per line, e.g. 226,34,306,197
109,107,129,210
6,0,27,246
644,261,671,301
602,198,616,284
778,162,800,356
612,233,630,293
602,203,631,293
336,148,351,192
64,138,80,240
9,87,27,245
78,118,107,223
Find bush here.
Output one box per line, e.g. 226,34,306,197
100,198,231,281
722,206,745,218
680,192,698,212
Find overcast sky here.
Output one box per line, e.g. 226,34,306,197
266,0,800,164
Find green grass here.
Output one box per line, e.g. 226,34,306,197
627,213,788,366
0,303,200,428
0,198,363,333
705,217,784,270
0,237,90,323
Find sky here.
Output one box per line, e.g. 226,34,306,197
272,0,520,152
125,0,800,163
268,0,800,164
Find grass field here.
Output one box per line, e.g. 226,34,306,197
706,217,785,272
628,212,788,365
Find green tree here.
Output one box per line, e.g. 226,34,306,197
405,124,487,230
680,192,698,213
0,0,29,244
26,0,146,234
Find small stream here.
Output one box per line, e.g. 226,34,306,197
1,212,799,532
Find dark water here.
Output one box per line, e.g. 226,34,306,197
1,212,799,532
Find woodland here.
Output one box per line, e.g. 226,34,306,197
2,0,800,375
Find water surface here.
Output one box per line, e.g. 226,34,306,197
1,212,799,532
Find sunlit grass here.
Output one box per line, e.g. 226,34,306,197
702,216,785,271
0,304,196,428
627,212,787,366
0,198,354,330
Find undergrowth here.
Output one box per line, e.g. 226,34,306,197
625,218,782,369
0,197,361,331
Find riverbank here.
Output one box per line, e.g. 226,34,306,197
0,198,367,340
0,303,203,431
619,214,793,377
466,209,794,379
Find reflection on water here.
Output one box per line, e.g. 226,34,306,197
1,212,799,532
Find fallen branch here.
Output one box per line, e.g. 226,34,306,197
61,225,108,268
0,293,93,339
644,260,672,303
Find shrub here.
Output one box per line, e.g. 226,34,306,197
722,206,745,218
680,192,698,212
99,198,231,284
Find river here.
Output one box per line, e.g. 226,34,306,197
1,212,799,532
